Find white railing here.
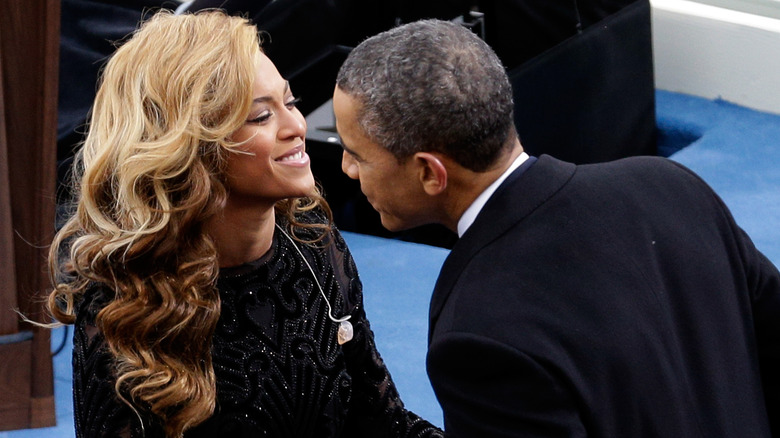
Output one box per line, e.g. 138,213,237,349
652,0,780,114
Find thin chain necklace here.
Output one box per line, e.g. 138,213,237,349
275,224,353,345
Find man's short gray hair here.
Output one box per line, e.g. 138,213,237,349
336,19,515,172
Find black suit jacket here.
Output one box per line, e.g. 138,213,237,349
427,155,779,437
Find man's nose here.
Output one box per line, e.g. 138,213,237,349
341,150,358,180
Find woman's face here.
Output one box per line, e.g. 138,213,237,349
223,51,314,208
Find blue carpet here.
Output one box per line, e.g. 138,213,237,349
659,90,780,264
4,89,779,436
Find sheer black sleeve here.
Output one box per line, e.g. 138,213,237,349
327,228,443,438
71,286,164,438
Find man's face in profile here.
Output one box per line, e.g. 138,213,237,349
333,86,432,232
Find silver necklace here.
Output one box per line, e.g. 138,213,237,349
275,224,353,345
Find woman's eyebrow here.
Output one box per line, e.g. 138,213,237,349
251,81,290,104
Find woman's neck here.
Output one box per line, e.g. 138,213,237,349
206,202,277,268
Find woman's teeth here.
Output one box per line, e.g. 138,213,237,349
279,151,303,162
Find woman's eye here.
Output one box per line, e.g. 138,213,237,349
286,97,301,109
247,111,271,124
246,97,300,124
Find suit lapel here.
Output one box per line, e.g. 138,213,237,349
428,155,577,340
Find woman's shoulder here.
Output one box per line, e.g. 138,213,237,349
285,206,335,240
75,282,115,324
297,205,331,226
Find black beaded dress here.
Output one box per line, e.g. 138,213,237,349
71,214,442,437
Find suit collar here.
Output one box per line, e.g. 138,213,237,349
429,155,576,340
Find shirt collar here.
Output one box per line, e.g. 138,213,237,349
457,152,529,237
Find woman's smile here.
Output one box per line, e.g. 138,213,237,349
275,145,309,166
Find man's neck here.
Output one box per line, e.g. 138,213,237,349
442,141,525,232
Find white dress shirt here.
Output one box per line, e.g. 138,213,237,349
457,152,530,237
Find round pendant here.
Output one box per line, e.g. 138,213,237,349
337,320,353,345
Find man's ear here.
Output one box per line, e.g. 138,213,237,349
414,152,448,195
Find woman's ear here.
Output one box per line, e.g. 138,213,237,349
414,152,448,195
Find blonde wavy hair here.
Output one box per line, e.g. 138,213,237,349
48,10,330,437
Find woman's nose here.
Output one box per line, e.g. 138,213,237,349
278,106,306,139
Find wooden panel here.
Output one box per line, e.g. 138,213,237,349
0,29,18,337
0,339,32,431
1,0,60,318
0,0,60,430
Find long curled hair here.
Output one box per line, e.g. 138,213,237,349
48,10,329,437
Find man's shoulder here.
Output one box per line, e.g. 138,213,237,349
583,155,701,179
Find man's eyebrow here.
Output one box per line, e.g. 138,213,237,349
251,81,290,104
